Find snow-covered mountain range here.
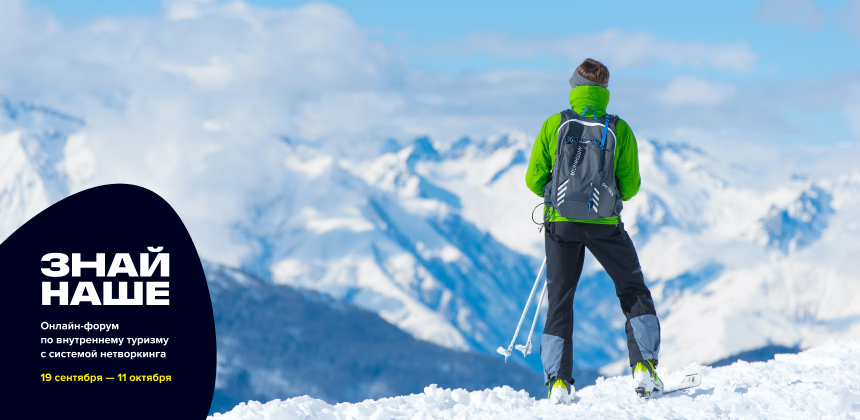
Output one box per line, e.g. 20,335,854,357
244,125,860,374
2,95,859,380
206,260,567,415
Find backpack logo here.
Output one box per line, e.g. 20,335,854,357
569,146,582,177
602,183,614,195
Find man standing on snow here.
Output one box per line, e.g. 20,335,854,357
525,58,662,404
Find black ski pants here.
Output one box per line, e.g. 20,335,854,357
540,221,660,385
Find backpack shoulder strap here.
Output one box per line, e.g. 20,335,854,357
602,114,620,150
559,109,577,123
557,109,580,136
606,113,619,126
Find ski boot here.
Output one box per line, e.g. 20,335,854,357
547,377,574,405
633,360,663,399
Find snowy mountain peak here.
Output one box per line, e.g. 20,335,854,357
407,136,440,164
0,97,84,241
762,184,833,253
1,97,85,127
445,136,473,159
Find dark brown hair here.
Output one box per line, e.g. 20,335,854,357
576,58,610,84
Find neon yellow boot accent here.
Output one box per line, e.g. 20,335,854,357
547,378,568,398
547,377,574,404
633,360,654,375
633,360,663,398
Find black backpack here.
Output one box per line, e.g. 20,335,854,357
544,106,623,221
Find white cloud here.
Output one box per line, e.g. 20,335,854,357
453,30,756,73
159,58,235,89
658,76,737,106
757,0,825,30
162,0,215,21
0,0,58,58
202,119,228,132
0,0,402,263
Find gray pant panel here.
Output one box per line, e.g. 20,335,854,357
540,334,567,385
629,314,661,362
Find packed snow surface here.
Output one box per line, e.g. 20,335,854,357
211,339,860,420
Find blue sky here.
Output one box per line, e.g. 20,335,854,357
6,0,860,156
30,0,860,81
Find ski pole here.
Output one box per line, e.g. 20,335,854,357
497,257,546,362
517,277,547,357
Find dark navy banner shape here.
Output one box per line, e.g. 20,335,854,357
1,184,216,419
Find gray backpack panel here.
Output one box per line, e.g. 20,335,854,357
544,107,623,221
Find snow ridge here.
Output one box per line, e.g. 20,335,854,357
205,260,552,414
0,97,83,240
244,137,540,367
210,339,860,419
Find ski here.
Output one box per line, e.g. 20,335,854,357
663,373,702,395
636,373,701,399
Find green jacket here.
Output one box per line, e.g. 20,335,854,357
525,86,641,224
